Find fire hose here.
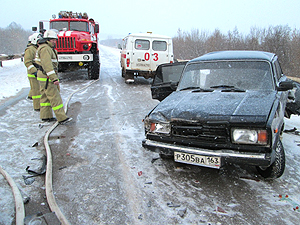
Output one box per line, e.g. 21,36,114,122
0,78,99,224
0,165,25,225
44,79,99,224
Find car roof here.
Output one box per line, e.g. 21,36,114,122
158,61,188,68
125,33,172,39
189,50,276,63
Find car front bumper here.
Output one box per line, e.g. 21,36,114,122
142,139,272,168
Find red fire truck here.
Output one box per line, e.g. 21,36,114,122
36,11,100,79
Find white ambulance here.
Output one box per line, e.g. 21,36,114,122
119,32,174,83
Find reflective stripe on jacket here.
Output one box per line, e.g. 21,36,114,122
35,41,59,82
24,44,38,75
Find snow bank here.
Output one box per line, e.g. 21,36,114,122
0,58,28,100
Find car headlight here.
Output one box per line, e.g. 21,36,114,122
232,128,268,145
144,119,170,134
83,44,89,50
150,122,171,134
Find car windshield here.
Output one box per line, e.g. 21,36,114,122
177,60,274,91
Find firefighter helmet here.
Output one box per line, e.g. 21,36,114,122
43,29,58,39
31,33,42,45
28,34,33,43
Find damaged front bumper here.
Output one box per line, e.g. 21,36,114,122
142,139,272,168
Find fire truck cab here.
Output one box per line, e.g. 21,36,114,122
119,32,174,83
36,11,100,79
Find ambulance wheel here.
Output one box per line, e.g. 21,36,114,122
125,72,134,83
122,67,125,78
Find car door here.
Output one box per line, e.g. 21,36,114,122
286,79,300,116
151,61,187,101
151,39,171,71
130,38,151,71
273,59,300,117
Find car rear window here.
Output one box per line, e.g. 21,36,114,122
152,41,167,51
135,39,150,50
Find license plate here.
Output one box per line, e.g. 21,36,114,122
174,152,221,169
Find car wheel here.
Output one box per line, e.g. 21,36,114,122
256,140,285,179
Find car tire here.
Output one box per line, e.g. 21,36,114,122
256,139,285,179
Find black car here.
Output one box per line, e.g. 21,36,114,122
151,61,188,101
143,50,297,179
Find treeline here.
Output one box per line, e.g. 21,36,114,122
0,22,32,55
2,22,300,77
173,25,300,77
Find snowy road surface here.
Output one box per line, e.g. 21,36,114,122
0,45,300,224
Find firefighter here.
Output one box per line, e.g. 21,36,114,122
24,33,42,109
35,30,72,124
26,34,33,100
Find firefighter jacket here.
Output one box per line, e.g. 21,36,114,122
24,43,38,75
35,40,59,83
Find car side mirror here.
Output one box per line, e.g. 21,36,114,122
277,81,294,91
94,24,99,33
118,44,122,50
39,21,44,34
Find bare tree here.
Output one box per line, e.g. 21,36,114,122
173,25,300,77
0,22,32,55
290,29,300,77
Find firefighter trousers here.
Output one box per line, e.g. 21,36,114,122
38,81,68,122
28,75,41,110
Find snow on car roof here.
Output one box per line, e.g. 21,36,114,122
125,32,172,39
190,50,275,63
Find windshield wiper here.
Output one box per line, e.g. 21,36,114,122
179,87,213,92
179,86,200,91
210,85,245,92
192,88,213,92
210,85,235,89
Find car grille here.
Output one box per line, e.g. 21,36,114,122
171,122,229,144
56,37,76,51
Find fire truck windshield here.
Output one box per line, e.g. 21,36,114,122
70,21,89,32
50,21,89,32
50,21,68,31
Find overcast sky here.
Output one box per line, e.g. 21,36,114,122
1,0,299,39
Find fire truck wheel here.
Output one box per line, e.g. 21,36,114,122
88,58,100,80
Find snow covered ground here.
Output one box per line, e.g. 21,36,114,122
0,58,29,101
1,46,300,224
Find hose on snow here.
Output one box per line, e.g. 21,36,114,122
44,79,99,225
0,165,25,225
